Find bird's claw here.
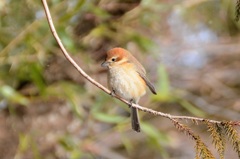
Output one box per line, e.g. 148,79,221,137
110,90,116,97
128,99,134,108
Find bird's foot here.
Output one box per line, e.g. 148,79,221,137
110,89,116,97
128,99,134,108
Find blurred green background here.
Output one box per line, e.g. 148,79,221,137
0,0,240,158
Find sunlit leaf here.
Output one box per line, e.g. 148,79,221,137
179,100,206,117
0,85,29,106
142,122,169,144
131,34,155,51
18,133,30,152
70,149,82,159
58,135,75,151
142,122,169,158
45,81,85,118
93,112,126,124
29,63,46,93
153,65,171,102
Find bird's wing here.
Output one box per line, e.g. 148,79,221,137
128,54,157,95
128,53,146,74
138,72,157,95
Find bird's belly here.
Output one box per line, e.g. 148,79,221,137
108,67,146,101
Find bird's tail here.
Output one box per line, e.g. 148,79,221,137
131,107,141,132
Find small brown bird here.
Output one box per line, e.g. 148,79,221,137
101,47,157,132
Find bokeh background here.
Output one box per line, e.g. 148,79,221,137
0,0,240,159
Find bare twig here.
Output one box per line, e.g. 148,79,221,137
41,0,240,126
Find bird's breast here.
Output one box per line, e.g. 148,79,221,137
108,64,146,101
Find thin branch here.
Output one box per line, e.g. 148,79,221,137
41,0,240,126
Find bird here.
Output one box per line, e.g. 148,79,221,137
101,47,157,132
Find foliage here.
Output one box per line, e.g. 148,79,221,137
172,119,215,159
222,122,240,157
236,0,240,21
0,0,240,159
207,123,225,159
171,119,240,159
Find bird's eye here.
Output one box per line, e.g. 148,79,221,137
111,58,116,62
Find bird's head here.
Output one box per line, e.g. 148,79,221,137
101,47,129,68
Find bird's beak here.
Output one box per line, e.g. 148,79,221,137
101,61,109,68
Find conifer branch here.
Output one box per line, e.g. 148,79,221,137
207,123,225,159
171,119,215,159
221,122,240,158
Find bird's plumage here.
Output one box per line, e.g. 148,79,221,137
102,47,157,132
